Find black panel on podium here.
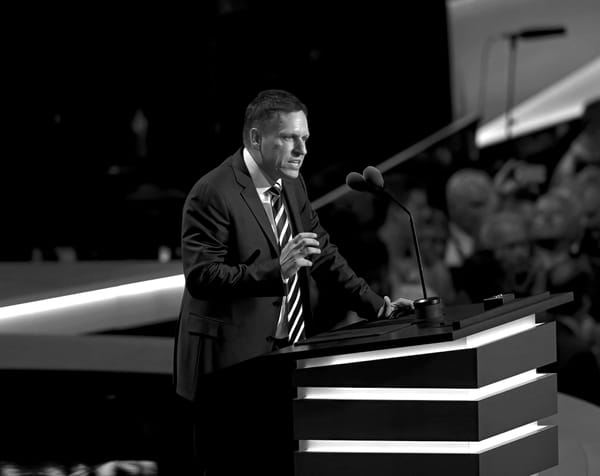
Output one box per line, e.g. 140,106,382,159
262,291,572,476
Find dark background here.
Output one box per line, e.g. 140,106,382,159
2,1,452,260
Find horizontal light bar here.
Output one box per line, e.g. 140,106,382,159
299,422,544,454
0,274,185,321
476,56,600,147
298,315,536,369
298,370,541,401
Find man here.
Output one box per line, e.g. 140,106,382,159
174,89,412,475
444,167,498,268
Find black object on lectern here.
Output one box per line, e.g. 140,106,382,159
264,291,572,476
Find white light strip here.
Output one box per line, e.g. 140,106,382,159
299,423,544,454
476,104,584,147
298,370,541,401
476,56,600,147
0,275,185,321
298,315,536,369
464,315,535,347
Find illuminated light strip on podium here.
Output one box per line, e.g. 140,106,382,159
299,422,545,454
297,315,536,369
0,274,185,321
298,370,542,401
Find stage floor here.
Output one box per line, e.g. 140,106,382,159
0,260,183,335
0,260,183,307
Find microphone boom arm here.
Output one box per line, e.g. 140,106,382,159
377,188,429,300
346,166,445,326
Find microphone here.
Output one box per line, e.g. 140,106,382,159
345,171,370,192
503,26,566,40
345,166,444,326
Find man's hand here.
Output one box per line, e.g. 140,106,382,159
280,232,321,280
377,296,414,319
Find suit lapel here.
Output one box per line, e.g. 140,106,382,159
231,151,279,254
282,178,304,235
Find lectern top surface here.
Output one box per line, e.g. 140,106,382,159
269,292,572,360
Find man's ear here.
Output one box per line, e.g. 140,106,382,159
250,128,261,147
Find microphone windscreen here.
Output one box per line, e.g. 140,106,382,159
346,172,369,192
363,166,384,189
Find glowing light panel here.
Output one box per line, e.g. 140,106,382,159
297,315,536,369
299,423,545,454
298,370,542,401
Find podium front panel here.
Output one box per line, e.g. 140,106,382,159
294,373,556,441
294,319,555,388
295,425,557,476
290,305,562,476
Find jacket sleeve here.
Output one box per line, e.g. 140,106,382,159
296,176,384,320
181,179,285,299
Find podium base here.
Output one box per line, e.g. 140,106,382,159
414,296,445,326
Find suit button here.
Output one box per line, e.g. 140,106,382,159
273,298,283,307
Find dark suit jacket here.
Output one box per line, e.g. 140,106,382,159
174,149,383,401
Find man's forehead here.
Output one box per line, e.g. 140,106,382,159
265,111,308,132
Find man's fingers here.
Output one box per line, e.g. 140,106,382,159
393,297,415,310
294,232,318,241
296,258,313,269
294,237,320,249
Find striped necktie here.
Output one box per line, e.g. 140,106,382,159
269,182,305,343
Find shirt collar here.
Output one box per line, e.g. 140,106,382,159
243,148,281,195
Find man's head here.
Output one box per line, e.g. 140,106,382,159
445,168,498,236
243,89,309,181
530,191,582,250
479,211,532,274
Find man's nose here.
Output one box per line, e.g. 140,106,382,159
294,139,307,155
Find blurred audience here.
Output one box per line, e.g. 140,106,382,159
550,99,600,186
530,189,585,265
493,158,546,219
0,460,158,476
385,205,457,303
577,169,600,322
444,167,498,269
544,265,600,407
458,210,546,302
377,174,430,268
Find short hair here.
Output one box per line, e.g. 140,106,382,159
445,168,494,208
242,89,308,146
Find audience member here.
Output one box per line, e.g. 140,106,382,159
377,174,430,267
376,176,445,301
493,158,546,219
530,189,586,275
458,210,546,302
386,206,457,303
550,98,600,186
444,167,498,268
416,207,457,302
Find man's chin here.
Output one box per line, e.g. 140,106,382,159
281,169,300,179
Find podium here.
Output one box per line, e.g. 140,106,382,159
270,291,573,476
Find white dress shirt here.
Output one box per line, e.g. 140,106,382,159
243,148,291,339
